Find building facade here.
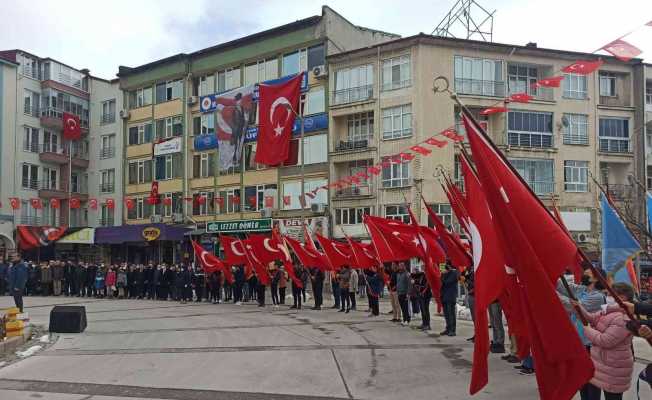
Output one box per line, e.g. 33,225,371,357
327,35,648,256
116,6,397,263
0,50,122,259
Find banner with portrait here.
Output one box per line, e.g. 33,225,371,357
213,85,256,172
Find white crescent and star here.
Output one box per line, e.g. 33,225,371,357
264,238,280,253
270,97,292,137
231,241,245,256
469,220,482,273
333,244,348,258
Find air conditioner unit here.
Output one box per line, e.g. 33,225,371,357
260,209,272,218
311,65,328,79
172,213,184,223
119,109,130,119
574,233,597,245
150,215,163,223
187,96,198,106
311,203,327,213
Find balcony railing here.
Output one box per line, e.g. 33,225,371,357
527,181,555,196
599,139,630,154
22,178,38,190
605,184,634,201
101,113,115,124
100,147,115,159
454,78,506,97
23,104,40,117
41,107,89,129
71,183,88,194
40,143,65,155
23,142,39,153
507,86,554,101
71,147,89,160
599,95,631,108
334,135,374,152
100,217,115,227
37,180,60,191
20,216,41,225
331,85,373,105
334,184,374,198
100,182,115,193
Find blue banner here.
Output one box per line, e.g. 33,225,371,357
194,134,219,151
647,192,652,234
243,112,328,143
601,192,641,284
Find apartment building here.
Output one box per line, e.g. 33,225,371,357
116,6,397,263
327,34,647,255
0,49,122,258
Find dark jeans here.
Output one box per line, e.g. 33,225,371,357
233,283,243,303
313,282,323,308
584,384,622,400
579,346,592,400
349,290,356,310
271,284,279,305
292,285,302,309
398,293,410,322
443,301,456,333
279,287,286,304
257,284,266,306
340,288,351,311
332,282,340,308
420,295,431,328
369,294,379,316
411,296,420,314
13,288,24,313
0,278,6,296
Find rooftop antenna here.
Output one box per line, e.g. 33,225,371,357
432,0,495,42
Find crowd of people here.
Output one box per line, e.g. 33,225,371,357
2,253,651,399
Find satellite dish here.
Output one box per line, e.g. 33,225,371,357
561,115,570,128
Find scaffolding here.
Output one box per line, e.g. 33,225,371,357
432,0,495,42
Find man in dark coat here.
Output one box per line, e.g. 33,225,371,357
233,265,244,305
310,267,324,310
440,262,459,336
136,265,146,299
86,263,97,298
8,253,28,312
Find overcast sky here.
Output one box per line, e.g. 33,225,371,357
1,0,651,79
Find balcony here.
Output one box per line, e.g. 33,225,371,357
454,78,505,98
40,107,89,131
100,147,116,159
39,143,68,164
23,104,40,118
599,139,631,154
100,182,115,193
333,135,375,152
599,95,631,108
21,177,38,190
71,147,89,168
331,85,373,106
37,181,66,199
507,86,554,102
527,181,555,196
101,113,116,124
334,184,374,199
19,216,41,226
605,184,634,201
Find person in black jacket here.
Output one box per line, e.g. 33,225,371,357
233,265,245,305
310,267,324,310
440,262,459,336
413,267,432,331
180,264,192,303
174,266,184,301
0,260,7,296
86,263,97,298
8,253,28,312
145,263,155,300
135,265,146,299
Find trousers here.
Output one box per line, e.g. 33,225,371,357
13,288,24,313
390,291,400,320
443,301,456,333
489,302,505,345
420,295,431,328
398,294,410,322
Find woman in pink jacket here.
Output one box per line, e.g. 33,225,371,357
574,282,635,400
105,267,117,299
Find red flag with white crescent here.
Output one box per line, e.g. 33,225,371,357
191,240,234,283
10,198,20,210
62,112,81,140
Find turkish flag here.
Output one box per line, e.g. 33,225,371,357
196,195,206,205
535,76,564,88
425,137,448,148
191,240,234,283
363,215,421,262
163,197,172,206
462,109,592,399
30,198,42,209
9,198,20,210
220,235,247,266
242,239,271,286
421,196,472,270
69,198,81,209
255,72,303,166
443,179,470,235
232,195,240,206
399,152,415,161
285,235,327,270
601,39,642,62
89,198,98,210
149,181,160,205
248,233,302,287
367,166,382,175
315,234,352,270
50,198,60,209
214,196,224,207
106,198,115,209
282,195,291,206
441,128,464,142
62,112,81,140
561,59,603,75
460,153,507,394
264,195,274,208
347,238,379,269
508,92,533,103
480,106,508,116
247,196,257,207
125,198,135,210
410,145,432,156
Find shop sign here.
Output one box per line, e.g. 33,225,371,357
206,218,272,234
142,227,161,241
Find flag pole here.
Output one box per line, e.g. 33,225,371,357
435,76,645,333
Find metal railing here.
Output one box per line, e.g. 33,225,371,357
39,143,66,155
334,135,374,151
21,178,38,190
382,79,411,91
507,86,554,101
23,104,40,117
334,184,374,198
71,147,89,160
100,147,115,159
37,180,60,191
381,178,412,189
71,183,88,194
605,184,633,200
331,85,374,105
101,113,115,124
100,182,115,193
20,216,41,225
599,139,630,154
454,78,506,97
40,107,89,129
527,181,555,196
23,142,39,153
100,217,115,227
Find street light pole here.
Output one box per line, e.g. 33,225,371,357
283,96,306,223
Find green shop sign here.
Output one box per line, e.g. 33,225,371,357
206,218,272,234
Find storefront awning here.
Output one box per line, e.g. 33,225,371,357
57,228,95,244
95,223,192,244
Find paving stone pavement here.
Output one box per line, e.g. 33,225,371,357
0,295,649,400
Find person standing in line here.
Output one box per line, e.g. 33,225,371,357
301,266,309,303
144,263,154,300
87,262,98,298
105,266,117,299
94,266,106,298
310,267,324,310
290,265,303,310
330,270,340,310
413,266,432,331
181,264,192,304
174,265,184,302
77,262,87,297
40,262,52,296
116,266,128,299
349,267,358,311
396,263,410,325
51,261,63,296
338,266,351,313
256,272,266,307
461,268,475,342
440,262,459,336
136,264,146,299
278,265,288,305
388,263,400,322
270,264,280,307
489,301,506,353
26,262,38,297
366,268,383,317
207,270,220,304
154,265,162,300
8,253,28,313
233,265,244,305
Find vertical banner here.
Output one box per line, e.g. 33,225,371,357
215,85,257,172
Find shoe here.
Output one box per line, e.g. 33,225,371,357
235,301,242,306
401,321,408,326
439,330,449,336
345,309,350,314
501,355,511,361
466,336,475,342
315,306,321,310
423,326,431,331
391,319,399,322
514,365,526,370
518,368,534,376
506,355,521,363
290,305,297,309
330,305,338,309
490,343,506,354
338,309,345,312
447,332,456,337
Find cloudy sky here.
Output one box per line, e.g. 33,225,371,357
1,0,651,79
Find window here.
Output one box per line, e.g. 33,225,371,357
129,198,151,220
304,87,325,115
564,161,588,192
217,187,241,214
307,44,325,70
100,204,114,226
23,127,39,152
100,169,115,193
646,84,652,105
382,105,412,139
199,74,215,96
193,191,215,216
159,192,182,217
42,167,57,190
282,49,307,76
333,64,374,104
509,158,554,195
101,99,116,123
385,205,410,224
22,163,38,189
346,112,374,143
100,134,116,158
155,79,182,103
244,184,277,212
507,111,553,148
562,114,589,145
454,56,504,96
305,179,327,207
128,122,153,145
42,131,59,153
244,143,265,171
381,158,410,188
428,204,453,230
128,159,153,184
244,59,278,86
599,72,617,97
282,179,326,210
70,172,88,193
335,207,371,225
382,55,411,91
454,107,487,137
217,67,241,92
301,134,328,165
193,152,216,178
128,87,152,109
23,89,39,116
599,118,630,153
201,114,214,135
155,153,182,180
563,73,587,99
43,203,57,226
508,64,538,95
155,116,183,139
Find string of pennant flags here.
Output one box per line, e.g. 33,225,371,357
1,22,651,215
